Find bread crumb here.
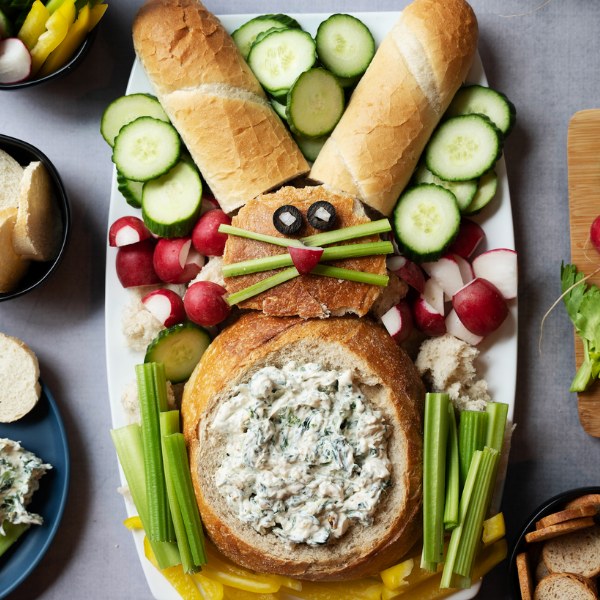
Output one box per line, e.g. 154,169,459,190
370,271,409,322
120,378,179,426
117,485,134,504
189,256,225,288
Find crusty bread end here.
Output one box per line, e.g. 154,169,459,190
0,149,23,210
0,208,29,293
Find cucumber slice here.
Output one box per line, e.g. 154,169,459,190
463,170,498,215
292,132,329,163
446,85,516,136
286,68,344,137
232,14,301,61
101,94,169,147
393,184,460,263
270,97,288,121
145,322,211,383
338,74,362,89
142,160,202,238
112,117,181,182
117,171,143,209
248,29,316,96
0,8,12,38
316,14,375,78
413,164,478,213
425,115,503,182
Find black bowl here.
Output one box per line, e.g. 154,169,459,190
508,486,600,599
0,26,97,91
0,135,72,301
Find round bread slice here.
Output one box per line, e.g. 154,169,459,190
517,552,534,600
534,573,597,600
536,505,597,530
564,494,600,514
525,518,595,544
0,333,41,422
0,149,23,211
542,524,600,579
182,313,425,580
0,208,29,294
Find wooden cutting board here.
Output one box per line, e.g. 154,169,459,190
567,109,600,437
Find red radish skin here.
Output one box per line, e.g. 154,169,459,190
452,278,508,337
169,248,205,285
454,254,474,284
192,209,231,257
590,216,600,254
472,249,518,300
387,256,426,294
154,236,204,284
449,219,486,258
184,281,231,327
445,309,484,346
142,289,186,327
421,278,445,316
199,195,220,216
109,216,151,247
115,239,161,288
381,301,413,344
422,254,464,298
0,38,32,84
288,245,323,275
413,298,446,336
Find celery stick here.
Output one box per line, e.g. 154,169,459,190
163,434,207,567
153,362,169,412
0,522,29,558
110,425,181,569
302,219,392,247
310,265,389,286
484,402,508,452
226,268,299,305
444,403,460,529
218,224,305,248
458,411,488,489
422,393,450,568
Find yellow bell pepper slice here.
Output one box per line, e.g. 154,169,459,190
201,566,280,595
45,0,67,15
382,588,404,600
87,3,107,32
30,10,69,77
194,573,224,600
381,558,415,591
266,574,302,592
483,513,505,547
285,580,384,600
222,586,280,600
123,516,143,531
57,0,76,27
17,1,50,51
38,3,90,78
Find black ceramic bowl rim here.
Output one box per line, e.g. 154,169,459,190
0,26,97,91
0,134,72,302
508,485,600,600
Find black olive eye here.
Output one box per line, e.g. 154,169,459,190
273,205,303,235
307,201,336,230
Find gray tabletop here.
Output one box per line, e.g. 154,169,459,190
1,1,599,598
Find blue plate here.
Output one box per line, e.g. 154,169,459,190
0,379,70,599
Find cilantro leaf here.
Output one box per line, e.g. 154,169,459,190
561,262,587,324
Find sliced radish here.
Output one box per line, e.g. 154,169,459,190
387,255,426,294
115,239,161,288
289,245,323,275
454,254,474,284
421,278,445,316
413,298,446,337
422,254,464,298
200,195,220,216
109,216,151,247
452,278,508,337
184,281,231,326
445,309,484,346
154,237,192,283
192,209,231,257
449,219,486,258
142,289,186,327
591,215,600,254
172,248,206,285
381,301,413,344
472,249,518,300
0,38,32,84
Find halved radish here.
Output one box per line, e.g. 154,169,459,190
422,254,464,298
109,216,151,247
0,38,31,84
184,281,231,327
472,249,518,300
413,298,446,337
452,278,508,336
591,215,600,254
421,278,445,316
172,247,205,284
445,308,484,346
381,301,413,344
200,195,220,215
289,245,323,275
142,289,186,327
191,209,231,257
154,237,205,284
115,239,161,288
387,255,426,294
454,254,474,284
449,219,485,258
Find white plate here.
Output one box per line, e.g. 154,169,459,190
105,11,517,600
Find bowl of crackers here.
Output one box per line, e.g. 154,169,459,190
509,487,600,600
0,134,72,301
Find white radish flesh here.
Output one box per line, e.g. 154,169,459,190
452,278,508,337
422,254,464,298
142,289,186,327
381,301,413,344
0,38,31,84
109,216,151,247
472,249,518,300
454,254,474,284
387,255,426,294
445,308,484,346
421,278,445,316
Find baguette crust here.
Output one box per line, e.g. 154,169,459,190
182,313,426,580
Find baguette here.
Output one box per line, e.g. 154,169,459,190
310,0,479,216
132,0,309,214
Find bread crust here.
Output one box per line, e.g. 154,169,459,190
534,573,597,600
516,552,534,600
536,506,597,530
182,313,425,580
525,518,595,544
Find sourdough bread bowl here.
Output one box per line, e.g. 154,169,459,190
182,313,426,580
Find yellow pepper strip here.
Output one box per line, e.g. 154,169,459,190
45,0,67,15
381,558,415,591
144,535,204,600
201,567,280,595
483,513,505,547
30,10,69,77
57,0,76,26
266,574,302,592
282,580,384,600
222,586,280,600
38,3,90,78
17,1,50,51
382,588,404,600
194,573,224,600
87,3,107,32
123,516,143,531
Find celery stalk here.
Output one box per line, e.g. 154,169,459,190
301,219,392,247
226,268,299,305
110,425,181,569
484,402,508,452
153,362,169,412
0,522,29,558
218,225,305,248
422,393,450,569
443,404,460,529
458,411,488,489
310,265,389,286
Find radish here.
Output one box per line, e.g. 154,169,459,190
445,309,484,346
192,209,231,257
421,278,445,316
154,237,206,284
454,254,474,284
288,245,323,275
142,289,186,327
115,239,161,288
472,249,518,300
449,219,486,258
381,301,413,344
452,278,508,337
0,38,31,84
413,298,446,337
200,195,220,215
387,255,426,294
185,281,231,327
422,254,464,298
109,216,151,247
590,216,600,254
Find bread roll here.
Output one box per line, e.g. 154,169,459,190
132,0,309,214
310,0,478,216
182,313,425,580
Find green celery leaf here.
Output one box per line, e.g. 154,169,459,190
561,262,587,324
574,284,600,347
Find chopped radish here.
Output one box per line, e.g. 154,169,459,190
452,278,508,336
454,254,474,284
413,298,446,337
472,249,518,300
591,216,600,254
184,281,231,327
422,254,464,298
445,309,484,346
421,278,445,316
192,209,231,257
109,216,151,247
171,247,206,285
200,195,220,215
0,38,31,84
154,237,192,283
142,289,186,327
387,255,426,294
449,219,486,258
381,301,413,344
115,239,161,288
288,245,323,275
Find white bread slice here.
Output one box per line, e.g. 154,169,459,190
0,333,41,422
565,494,600,514
12,162,62,263
0,208,29,293
534,573,597,600
535,555,550,583
0,150,23,210
517,552,534,600
543,524,600,579
536,505,597,530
